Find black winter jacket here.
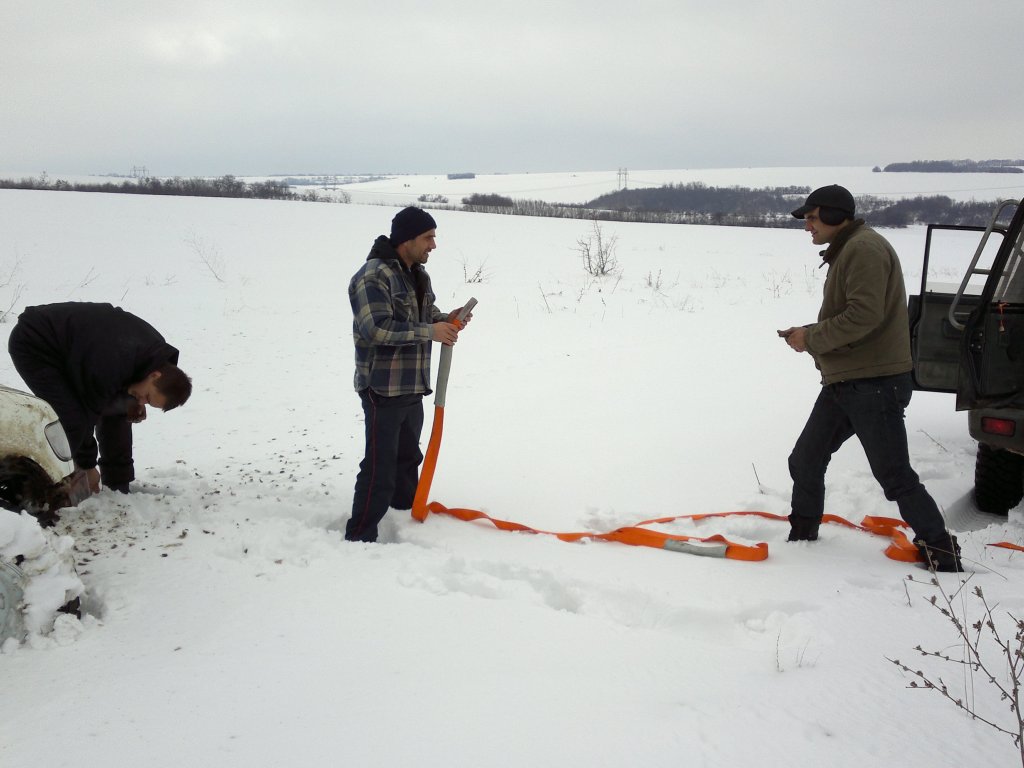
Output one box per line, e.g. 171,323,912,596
14,302,179,465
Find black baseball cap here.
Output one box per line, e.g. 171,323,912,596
791,185,856,219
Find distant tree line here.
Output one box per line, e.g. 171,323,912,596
586,182,810,218
452,187,804,227
855,195,1006,226
282,174,385,186
0,175,335,202
440,184,1009,228
459,193,604,220
583,183,1008,227
6,172,1007,228
880,159,1023,173
462,193,515,207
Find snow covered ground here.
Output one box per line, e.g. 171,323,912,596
5,164,1024,207
327,165,1024,207
1,171,1022,767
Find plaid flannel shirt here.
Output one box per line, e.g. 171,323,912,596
349,237,445,396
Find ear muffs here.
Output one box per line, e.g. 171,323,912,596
818,206,852,226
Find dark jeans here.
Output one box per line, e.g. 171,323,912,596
9,323,134,490
788,372,946,542
347,390,424,542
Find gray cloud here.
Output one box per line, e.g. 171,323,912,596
2,0,1021,176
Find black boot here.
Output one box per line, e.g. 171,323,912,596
787,514,820,541
916,532,963,572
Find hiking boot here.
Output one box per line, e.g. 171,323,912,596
787,514,820,541
916,533,963,572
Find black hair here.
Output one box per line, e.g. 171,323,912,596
153,363,193,411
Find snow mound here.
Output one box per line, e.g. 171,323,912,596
0,509,84,648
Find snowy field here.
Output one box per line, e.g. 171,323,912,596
324,165,1024,207
5,164,1024,207
1,171,1022,768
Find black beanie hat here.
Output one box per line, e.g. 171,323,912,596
390,207,437,247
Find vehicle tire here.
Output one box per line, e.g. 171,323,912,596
0,456,62,526
973,443,1024,515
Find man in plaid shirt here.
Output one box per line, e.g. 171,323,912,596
346,207,469,542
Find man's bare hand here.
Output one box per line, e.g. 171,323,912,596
432,322,459,345
127,400,147,423
778,326,808,353
449,306,473,327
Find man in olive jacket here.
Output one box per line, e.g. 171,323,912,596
778,185,962,571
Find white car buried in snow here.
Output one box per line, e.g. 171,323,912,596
0,385,91,644
0,384,92,524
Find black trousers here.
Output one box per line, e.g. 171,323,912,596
8,323,134,490
94,410,134,491
347,390,424,542
788,372,946,541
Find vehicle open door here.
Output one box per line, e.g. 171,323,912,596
909,201,1019,397
957,199,1024,508
954,200,1024,411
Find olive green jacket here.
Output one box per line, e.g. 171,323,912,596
803,221,913,384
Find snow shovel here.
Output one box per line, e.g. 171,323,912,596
412,297,477,522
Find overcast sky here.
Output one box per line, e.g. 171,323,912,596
2,0,1021,176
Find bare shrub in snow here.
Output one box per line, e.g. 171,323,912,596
418,194,448,204
763,269,792,298
645,269,679,295
186,232,226,283
645,269,664,292
0,256,25,323
460,257,489,284
803,264,822,295
888,577,1024,766
577,221,619,277
538,283,558,313
67,266,99,295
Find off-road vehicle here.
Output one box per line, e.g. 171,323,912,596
910,197,1024,515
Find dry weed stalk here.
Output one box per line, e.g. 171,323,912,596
887,574,1023,766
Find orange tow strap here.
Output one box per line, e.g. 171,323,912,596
412,301,474,524
416,502,943,564
989,541,1024,553
411,404,443,523
423,502,768,560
